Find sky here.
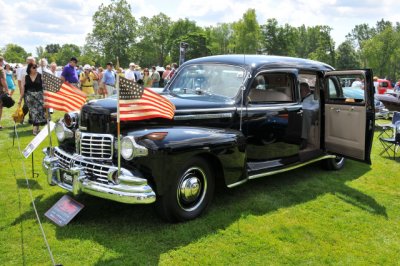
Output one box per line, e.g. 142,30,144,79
1,0,399,57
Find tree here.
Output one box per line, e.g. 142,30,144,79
362,26,400,78
261,19,297,56
335,40,360,69
206,23,234,55
2,44,30,63
346,23,376,51
177,32,210,61
167,18,202,63
308,26,336,66
56,44,81,65
137,13,172,67
89,0,137,67
45,44,61,54
232,9,260,54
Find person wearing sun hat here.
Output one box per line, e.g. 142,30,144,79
79,64,95,95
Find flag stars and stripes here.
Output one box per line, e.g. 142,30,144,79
42,72,87,113
118,76,175,121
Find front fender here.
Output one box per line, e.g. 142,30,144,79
123,127,246,195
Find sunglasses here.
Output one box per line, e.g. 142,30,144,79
32,65,37,69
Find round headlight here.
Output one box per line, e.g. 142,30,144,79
55,122,66,141
64,112,79,128
121,137,134,160
120,136,148,160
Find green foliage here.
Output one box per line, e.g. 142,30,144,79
206,23,234,55
261,19,297,56
346,20,400,79
90,0,137,67
45,44,61,54
1,43,30,63
336,40,360,69
56,44,81,66
233,9,260,54
137,13,172,67
167,18,202,63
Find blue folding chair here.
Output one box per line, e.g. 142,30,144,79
377,111,400,138
379,121,400,159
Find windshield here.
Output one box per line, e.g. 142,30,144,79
167,64,246,98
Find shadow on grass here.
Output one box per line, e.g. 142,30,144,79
15,179,43,190
10,159,387,265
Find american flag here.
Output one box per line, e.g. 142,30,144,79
42,72,87,112
119,76,175,121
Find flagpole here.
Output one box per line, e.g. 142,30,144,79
116,58,121,176
41,63,53,155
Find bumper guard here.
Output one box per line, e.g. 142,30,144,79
42,147,156,204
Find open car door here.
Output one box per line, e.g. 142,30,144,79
323,70,375,164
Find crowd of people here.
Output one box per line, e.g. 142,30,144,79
0,55,179,134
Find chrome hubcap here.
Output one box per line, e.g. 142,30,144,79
180,177,201,202
335,156,344,164
177,167,207,212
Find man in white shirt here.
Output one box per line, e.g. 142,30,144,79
351,78,363,89
37,58,52,75
124,62,136,81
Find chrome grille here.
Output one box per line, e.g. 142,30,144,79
54,148,113,185
80,132,114,159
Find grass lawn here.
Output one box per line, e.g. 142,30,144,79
0,89,399,265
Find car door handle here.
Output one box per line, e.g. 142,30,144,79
297,110,303,115
330,107,340,112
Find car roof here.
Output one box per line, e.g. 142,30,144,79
183,54,334,72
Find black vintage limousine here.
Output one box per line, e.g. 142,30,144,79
43,55,375,222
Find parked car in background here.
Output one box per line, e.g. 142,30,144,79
375,91,400,112
43,55,375,222
376,78,393,94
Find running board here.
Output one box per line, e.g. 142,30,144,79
227,155,336,188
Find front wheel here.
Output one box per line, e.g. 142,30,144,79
156,157,215,222
323,155,346,170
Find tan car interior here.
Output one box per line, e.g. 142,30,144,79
248,73,293,102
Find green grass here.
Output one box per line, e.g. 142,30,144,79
0,90,400,265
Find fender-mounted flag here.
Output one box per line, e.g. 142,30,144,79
42,72,87,112
118,76,175,121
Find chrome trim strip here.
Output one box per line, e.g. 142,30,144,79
240,104,302,112
248,155,336,180
227,178,248,188
174,113,233,120
174,107,236,114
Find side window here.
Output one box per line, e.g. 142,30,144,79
326,74,365,104
248,73,294,103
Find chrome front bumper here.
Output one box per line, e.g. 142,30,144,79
42,147,156,204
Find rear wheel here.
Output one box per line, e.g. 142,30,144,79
324,155,346,170
156,157,215,222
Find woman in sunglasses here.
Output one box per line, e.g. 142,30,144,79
20,63,47,135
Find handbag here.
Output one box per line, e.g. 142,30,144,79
12,103,24,123
0,91,15,108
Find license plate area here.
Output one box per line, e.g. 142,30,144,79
60,170,74,185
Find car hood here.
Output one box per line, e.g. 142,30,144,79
85,93,236,114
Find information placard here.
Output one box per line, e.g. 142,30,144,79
45,195,84,227
22,121,55,158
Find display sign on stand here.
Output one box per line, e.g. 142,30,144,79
45,195,84,227
22,121,55,158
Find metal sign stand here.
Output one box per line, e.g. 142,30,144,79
31,151,39,179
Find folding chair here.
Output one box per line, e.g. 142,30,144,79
377,111,400,138
379,121,400,159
